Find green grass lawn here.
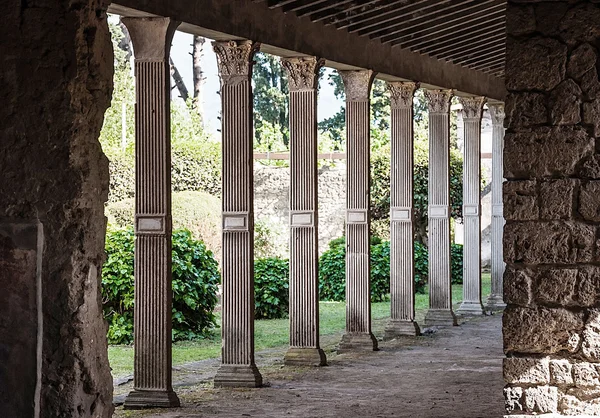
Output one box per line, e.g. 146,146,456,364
108,273,492,378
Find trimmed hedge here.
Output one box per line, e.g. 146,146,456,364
102,227,220,344
254,257,289,319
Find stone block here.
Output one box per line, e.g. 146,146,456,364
580,68,600,100
503,307,584,354
550,359,574,385
506,4,535,36
503,180,538,221
582,310,600,362
506,37,567,92
578,181,600,221
506,92,547,129
504,386,524,413
504,127,593,179
573,362,600,387
583,99,600,136
567,43,597,80
539,179,576,220
549,79,582,125
559,389,600,416
576,266,600,307
577,154,600,179
504,267,533,307
535,3,569,37
559,3,600,44
504,357,550,384
536,268,577,306
524,385,558,414
504,221,595,265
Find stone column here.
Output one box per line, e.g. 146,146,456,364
457,96,486,316
424,89,458,327
212,40,263,387
338,70,378,352
281,57,327,366
385,82,421,338
486,103,506,309
122,17,180,408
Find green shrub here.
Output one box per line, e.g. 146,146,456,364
102,227,220,344
451,243,464,285
254,257,289,319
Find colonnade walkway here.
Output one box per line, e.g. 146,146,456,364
113,313,504,418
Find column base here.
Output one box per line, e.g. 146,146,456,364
486,294,506,310
123,389,180,409
424,309,458,327
214,364,263,388
384,319,421,338
338,332,379,353
284,347,327,367
457,301,486,316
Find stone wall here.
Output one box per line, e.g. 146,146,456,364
503,1,600,415
1,1,114,416
254,163,346,257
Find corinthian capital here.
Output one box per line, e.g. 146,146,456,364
387,81,419,109
281,57,324,91
488,103,505,126
340,70,376,102
213,40,260,85
458,96,486,120
425,89,454,114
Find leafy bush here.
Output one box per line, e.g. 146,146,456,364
451,243,464,285
102,227,220,344
254,257,289,319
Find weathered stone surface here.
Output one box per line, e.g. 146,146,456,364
583,99,600,136
504,127,593,179
536,268,577,306
549,79,582,125
559,390,600,416
567,43,597,80
578,181,600,221
577,154,600,179
506,37,567,92
550,359,574,385
582,310,600,362
559,3,600,44
503,307,584,354
535,3,569,37
504,357,550,384
524,385,559,414
573,362,600,387
504,222,595,264
576,266,600,307
505,92,547,129
539,179,576,220
505,386,524,413
504,267,533,307
506,4,535,36
503,180,538,221
580,68,600,100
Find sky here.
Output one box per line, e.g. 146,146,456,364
170,31,344,137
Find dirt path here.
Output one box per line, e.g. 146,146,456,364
114,313,505,418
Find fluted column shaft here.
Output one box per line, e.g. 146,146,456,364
281,57,326,366
457,97,486,316
487,104,506,309
338,70,378,352
385,82,420,338
424,90,457,327
213,40,262,388
122,17,180,409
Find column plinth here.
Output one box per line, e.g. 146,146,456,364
457,97,486,317
424,90,457,328
338,70,378,352
385,82,421,338
213,40,263,388
486,104,506,310
122,17,180,409
281,56,327,367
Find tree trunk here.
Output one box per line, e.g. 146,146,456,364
170,57,189,102
192,35,206,123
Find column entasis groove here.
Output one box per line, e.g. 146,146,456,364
424,89,458,327
213,40,263,388
281,56,327,366
486,104,506,310
122,17,181,409
338,70,378,352
385,81,421,338
457,96,486,316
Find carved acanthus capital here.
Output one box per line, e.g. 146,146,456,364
458,96,486,120
425,89,453,114
213,40,260,85
281,57,324,91
340,70,376,101
488,103,506,126
387,81,419,109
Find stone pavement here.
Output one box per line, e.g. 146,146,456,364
114,313,505,417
